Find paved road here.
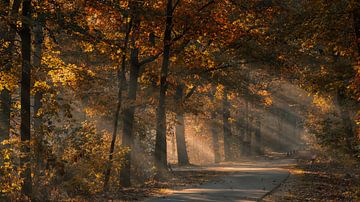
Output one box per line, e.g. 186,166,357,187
146,159,294,202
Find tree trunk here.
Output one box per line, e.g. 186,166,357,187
33,13,45,168
154,0,173,173
0,91,10,144
243,99,251,156
20,0,32,197
119,17,140,187
0,0,21,145
174,84,189,166
353,6,360,53
209,85,220,163
103,18,132,191
275,108,283,151
337,89,356,155
223,88,231,161
211,112,220,163
254,114,262,155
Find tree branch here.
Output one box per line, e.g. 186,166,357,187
138,51,163,66
184,85,197,100
172,0,181,13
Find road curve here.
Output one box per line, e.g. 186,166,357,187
145,159,294,202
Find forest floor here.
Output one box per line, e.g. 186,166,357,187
262,153,360,202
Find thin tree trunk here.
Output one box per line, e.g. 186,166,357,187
33,13,45,168
154,0,173,173
20,0,32,197
275,108,282,151
0,0,21,145
211,112,220,163
209,85,220,163
353,6,360,53
243,99,251,156
119,17,140,187
223,88,231,161
103,18,132,191
254,114,262,155
174,84,189,166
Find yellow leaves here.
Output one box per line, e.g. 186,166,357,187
32,81,51,95
183,42,216,69
264,97,273,106
312,94,332,112
43,52,93,88
256,90,273,106
80,41,94,53
0,40,10,50
170,56,177,62
84,107,97,118
0,139,23,195
0,71,18,91
215,85,224,100
257,90,270,96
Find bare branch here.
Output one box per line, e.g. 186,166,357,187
138,51,163,66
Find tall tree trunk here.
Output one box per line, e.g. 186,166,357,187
235,117,244,157
33,13,45,168
20,0,32,196
243,99,251,156
223,88,231,161
119,17,140,187
353,6,360,53
276,108,283,151
103,18,132,191
337,89,356,155
0,0,21,145
253,113,262,155
0,91,10,144
174,84,189,166
154,0,173,173
209,85,220,163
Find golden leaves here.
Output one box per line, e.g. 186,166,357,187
0,71,18,92
312,94,332,113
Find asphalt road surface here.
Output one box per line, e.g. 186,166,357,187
146,158,294,202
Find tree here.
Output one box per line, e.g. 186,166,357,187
154,0,174,173
19,0,32,196
0,0,21,144
103,15,132,191
222,87,232,161
174,83,190,165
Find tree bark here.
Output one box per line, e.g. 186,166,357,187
119,16,140,187
276,108,283,151
33,13,45,168
174,84,189,166
103,18,132,191
0,0,21,145
0,91,10,144
222,88,231,161
253,113,262,155
154,0,173,173
209,85,220,163
20,0,32,197
243,99,251,156
353,6,360,53
337,89,356,155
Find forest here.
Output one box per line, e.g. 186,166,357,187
0,0,359,201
